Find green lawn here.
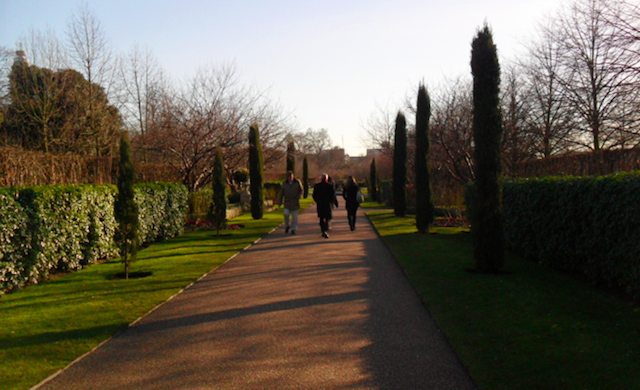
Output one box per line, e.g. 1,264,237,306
367,210,640,390
0,198,313,390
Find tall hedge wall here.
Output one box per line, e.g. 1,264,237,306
502,173,640,298
0,182,187,293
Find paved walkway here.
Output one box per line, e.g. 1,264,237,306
35,206,476,390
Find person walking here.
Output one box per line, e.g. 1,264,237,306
342,176,361,231
313,173,336,238
277,170,303,234
327,175,338,230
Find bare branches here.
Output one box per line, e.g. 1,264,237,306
430,76,475,184
360,101,396,155
143,63,293,191
66,3,115,97
552,0,640,151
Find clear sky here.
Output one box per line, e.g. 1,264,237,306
0,0,563,156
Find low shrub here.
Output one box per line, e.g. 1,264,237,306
264,181,282,201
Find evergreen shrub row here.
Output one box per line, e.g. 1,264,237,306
135,183,188,245
0,182,187,293
502,173,640,298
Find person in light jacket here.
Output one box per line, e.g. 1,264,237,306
277,170,303,234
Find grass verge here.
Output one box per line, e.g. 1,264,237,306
0,198,313,390
367,209,640,390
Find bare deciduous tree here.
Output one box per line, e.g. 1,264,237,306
360,101,396,155
144,63,292,192
18,26,68,71
520,20,577,158
430,76,475,184
295,128,333,166
501,64,538,175
66,3,114,95
553,0,640,151
66,3,119,156
117,44,168,165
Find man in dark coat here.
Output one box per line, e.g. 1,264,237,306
312,173,336,238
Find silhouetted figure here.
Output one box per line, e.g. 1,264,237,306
312,173,336,238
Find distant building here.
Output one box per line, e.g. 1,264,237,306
347,148,381,166
14,50,29,65
320,147,346,165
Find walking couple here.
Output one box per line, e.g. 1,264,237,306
313,174,361,238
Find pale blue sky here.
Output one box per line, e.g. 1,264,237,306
0,0,562,156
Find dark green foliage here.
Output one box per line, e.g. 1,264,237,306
114,133,139,279
233,168,249,187
302,156,309,198
264,181,282,201
369,157,378,202
1,62,120,155
286,139,296,174
470,25,504,273
0,182,187,293
415,85,435,233
134,182,188,243
249,124,264,219
228,192,241,204
502,173,640,299
393,111,407,217
210,146,227,234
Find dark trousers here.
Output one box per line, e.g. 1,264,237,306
319,218,329,233
346,204,358,228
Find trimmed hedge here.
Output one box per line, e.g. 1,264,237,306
502,173,640,298
135,183,188,245
0,183,187,293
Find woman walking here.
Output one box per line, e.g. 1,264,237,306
342,176,361,231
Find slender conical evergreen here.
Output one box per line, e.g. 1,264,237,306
393,111,407,217
114,132,138,279
286,140,296,174
210,146,227,235
415,85,435,233
302,156,309,198
369,157,378,202
470,24,505,273
249,124,264,219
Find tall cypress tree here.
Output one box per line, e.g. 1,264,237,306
369,157,378,202
302,155,309,198
249,124,264,219
286,139,296,174
210,146,227,235
415,85,435,233
470,24,505,273
393,111,407,217
114,132,138,279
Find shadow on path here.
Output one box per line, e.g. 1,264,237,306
35,207,476,390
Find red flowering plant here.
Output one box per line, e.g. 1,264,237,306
432,217,470,228
185,220,245,232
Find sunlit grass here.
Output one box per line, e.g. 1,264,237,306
367,209,640,390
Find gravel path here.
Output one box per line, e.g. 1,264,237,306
34,206,476,390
